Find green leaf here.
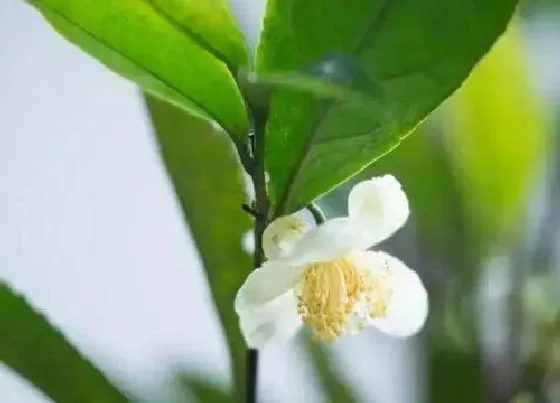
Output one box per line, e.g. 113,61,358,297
0,282,130,403
27,0,248,139
175,374,231,403
171,371,231,403
144,95,251,402
303,337,359,403
237,67,379,108
444,23,547,252
428,347,485,403
146,0,249,69
257,0,519,214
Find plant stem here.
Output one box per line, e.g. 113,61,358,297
234,138,254,175
241,203,262,220
246,107,269,403
307,203,326,224
246,349,258,403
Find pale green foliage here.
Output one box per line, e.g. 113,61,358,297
445,24,547,251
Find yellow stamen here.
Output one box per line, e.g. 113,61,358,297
296,256,392,342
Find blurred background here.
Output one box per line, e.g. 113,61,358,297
1,0,559,402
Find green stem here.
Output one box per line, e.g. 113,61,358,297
246,107,269,403
233,138,254,175
307,203,326,224
252,109,270,266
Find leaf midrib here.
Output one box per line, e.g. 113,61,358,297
274,0,394,214
142,0,241,70
31,0,238,135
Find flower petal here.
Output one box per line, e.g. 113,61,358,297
350,250,428,337
283,218,373,266
262,215,310,260
372,252,428,337
238,291,302,348
234,260,303,314
348,175,409,245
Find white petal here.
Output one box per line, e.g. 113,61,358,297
262,215,310,260
283,218,373,266
371,252,428,337
234,260,303,313
350,250,427,337
348,175,409,245
238,291,302,348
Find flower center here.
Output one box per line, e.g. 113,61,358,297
296,256,392,342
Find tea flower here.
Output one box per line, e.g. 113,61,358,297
235,175,428,348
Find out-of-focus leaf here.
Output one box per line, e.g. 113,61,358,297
445,23,547,252
27,0,248,139
303,337,359,403
173,373,231,403
430,349,547,403
145,95,251,401
0,282,130,403
147,0,249,68
428,348,485,403
186,379,230,403
524,274,560,326
257,0,519,214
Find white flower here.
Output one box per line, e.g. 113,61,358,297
235,175,428,348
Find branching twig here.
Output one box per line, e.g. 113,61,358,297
241,203,262,220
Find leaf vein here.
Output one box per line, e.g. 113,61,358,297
275,0,395,214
